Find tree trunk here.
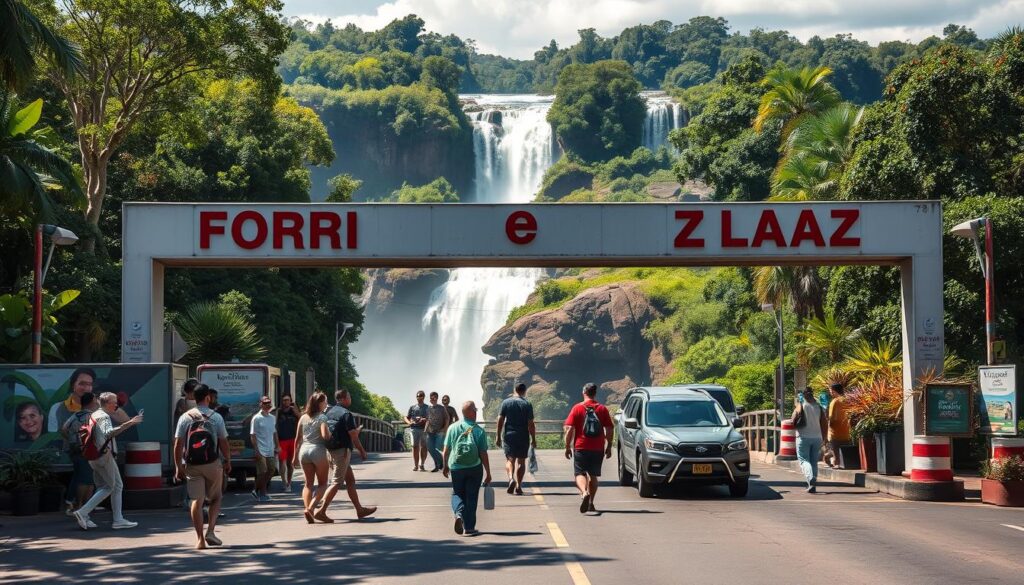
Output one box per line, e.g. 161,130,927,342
80,153,109,254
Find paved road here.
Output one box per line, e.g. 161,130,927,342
2,450,1023,584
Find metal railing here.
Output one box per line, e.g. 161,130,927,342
739,409,780,453
353,414,398,452
390,419,568,449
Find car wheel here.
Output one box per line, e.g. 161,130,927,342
729,478,749,498
617,447,634,486
636,454,655,498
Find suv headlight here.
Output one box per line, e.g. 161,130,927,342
644,438,675,452
727,439,748,451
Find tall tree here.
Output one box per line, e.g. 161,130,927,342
0,0,81,89
772,103,864,200
754,66,840,140
48,0,288,249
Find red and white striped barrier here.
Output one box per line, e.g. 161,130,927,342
125,442,163,490
778,419,797,460
910,436,953,482
992,437,1024,460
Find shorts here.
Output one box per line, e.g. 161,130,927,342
409,427,425,447
573,449,605,477
502,434,529,459
256,453,278,475
299,444,328,466
185,462,223,503
278,439,295,462
329,448,351,486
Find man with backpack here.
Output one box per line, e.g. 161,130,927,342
442,401,492,536
563,383,613,514
315,389,377,522
60,392,97,517
72,392,144,531
173,384,230,549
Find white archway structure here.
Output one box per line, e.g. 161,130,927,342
122,201,944,468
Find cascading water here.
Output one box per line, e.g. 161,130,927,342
642,91,684,151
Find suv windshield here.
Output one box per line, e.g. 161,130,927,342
647,400,726,427
702,389,735,412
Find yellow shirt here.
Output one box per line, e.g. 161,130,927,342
828,396,851,441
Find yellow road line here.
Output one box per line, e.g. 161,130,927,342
564,561,592,585
547,522,570,548
531,486,549,509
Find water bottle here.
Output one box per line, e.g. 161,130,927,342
483,484,495,510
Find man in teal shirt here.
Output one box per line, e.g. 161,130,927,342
442,401,492,536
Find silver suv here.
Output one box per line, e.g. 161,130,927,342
616,387,750,498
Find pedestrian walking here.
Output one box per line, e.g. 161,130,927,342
442,401,491,536
174,378,199,420
276,393,300,491
72,392,144,531
442,395,459,424
563,382,613,514
60,392,96,517
173,384,230,549
316,389,377,522
249,396,278,502
496,383,536,495
793,387,828,493
294,391,330,524
405,391,429,471
424,392,450,472
826,383,852,468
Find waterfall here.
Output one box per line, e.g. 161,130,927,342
642,91,683,151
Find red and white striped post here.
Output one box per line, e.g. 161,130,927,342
991,437,1024,460
910,436,953,482
778,419,797,460
124,442,163,490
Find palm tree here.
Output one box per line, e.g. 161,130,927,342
844,339,902,385
1,0,82,90
771,103,864,200
796,312,860,366
0,90,84,222
175,301,267,367
754,66,841,140
770,151,830,201
752,265,825,323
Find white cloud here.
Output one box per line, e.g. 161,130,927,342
287,0,1024,58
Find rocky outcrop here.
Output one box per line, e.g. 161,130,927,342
361,269,449,313
480,283,671,418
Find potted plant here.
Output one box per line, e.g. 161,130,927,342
981,455,1024,507
845,379,904,474
0,451,56,516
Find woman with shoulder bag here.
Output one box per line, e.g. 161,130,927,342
792,387,828,493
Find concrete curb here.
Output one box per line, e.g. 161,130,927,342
768,455,965,502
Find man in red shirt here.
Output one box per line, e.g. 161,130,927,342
563,382,614,514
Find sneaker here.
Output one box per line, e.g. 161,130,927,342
64,503,75,517
112,519,138,530
807,485,817,493
250,489,259,501
588,503,596,513
73,510,90,531
454,515,464,535
430,467,440,473
515,486,524,496
507,480,516,494
259,494,272,503
86,519,98,529
463,529,479,536
579,494,591,514
204,532,223,546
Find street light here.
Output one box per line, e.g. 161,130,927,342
32,224,79,364
761,302,785,452
949,217,996,364
334,321,354,394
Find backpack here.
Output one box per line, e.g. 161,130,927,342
452,425,480,467
79,416,111,461
325,408,349,450
185,410,219,465
583,406,603,438
64,411,91,454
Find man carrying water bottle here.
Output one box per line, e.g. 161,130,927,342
442,401,492,536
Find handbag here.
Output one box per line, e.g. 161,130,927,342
483,485,495,510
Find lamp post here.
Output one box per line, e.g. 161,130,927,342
333,321,354,393
32,224,79,364
949,217,996,365
762,302,785,452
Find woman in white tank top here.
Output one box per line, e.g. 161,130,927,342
792,387,828,493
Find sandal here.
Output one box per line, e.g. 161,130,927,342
303,510,314,524
313,511,334,523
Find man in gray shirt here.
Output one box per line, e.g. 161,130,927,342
72,392,143,531
173,384,230,549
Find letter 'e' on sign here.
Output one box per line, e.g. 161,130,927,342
506,210,537,245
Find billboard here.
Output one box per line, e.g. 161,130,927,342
978,365,1017,435
923,383,974,437
0,364,180,464
198,365,267,459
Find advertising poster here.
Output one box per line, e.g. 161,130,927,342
0,364,173,463
924,383,974,437
978,365,1017,435
198,366,266,459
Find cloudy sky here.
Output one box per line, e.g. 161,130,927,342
283,0,1024,58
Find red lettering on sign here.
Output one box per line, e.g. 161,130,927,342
790,209,825,247
272,211,305,250
721,210,748,247
506,210,537,245
673,210,704,248
346,211,358,249
751,210,787,248
199,211,227,249
232,211,268,250
309,211,342,249
829,209,861,247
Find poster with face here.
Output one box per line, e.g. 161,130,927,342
0,364,173,461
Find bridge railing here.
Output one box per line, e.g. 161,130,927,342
353,414,398,452
390,419,568,449
739,409,779,453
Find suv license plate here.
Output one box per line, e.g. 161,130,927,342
692,464,712,474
